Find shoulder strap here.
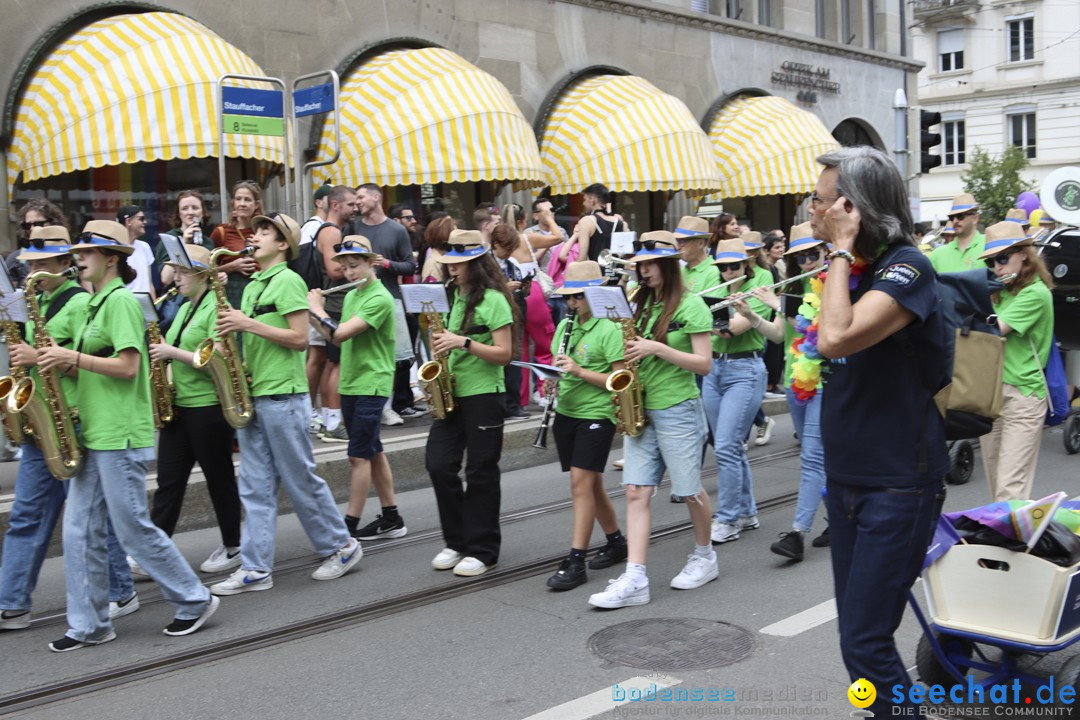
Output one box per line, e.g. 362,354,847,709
43,286,88,323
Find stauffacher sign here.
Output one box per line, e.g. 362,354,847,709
221,86,285,137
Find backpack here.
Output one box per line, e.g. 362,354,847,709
289,222,334,290
1036,334,1069,426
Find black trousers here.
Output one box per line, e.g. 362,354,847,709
151,404,241,547
425,393,504,564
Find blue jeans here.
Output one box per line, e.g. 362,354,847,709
702,357,764,524
63,448,211,642
786,388,826,533
826,479,946,718
0,442,133,612
237,394,350,572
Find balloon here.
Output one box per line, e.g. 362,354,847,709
1029,208,1044,226
1016,191,1041,215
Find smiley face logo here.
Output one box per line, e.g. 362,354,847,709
848,678,876,708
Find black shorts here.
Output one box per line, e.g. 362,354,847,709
341,394,386,459
553,414,616,473
325,309,342,363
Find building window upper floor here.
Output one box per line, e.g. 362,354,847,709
937,28,964,72
942,114,965,166
1007,16,1034,62
1007,106,1036,159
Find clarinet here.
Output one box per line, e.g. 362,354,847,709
534,310,576,449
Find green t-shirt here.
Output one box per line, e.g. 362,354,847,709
27,280,89,409
551,315,624,421
712,267,771,354
164,290,218,408
74,278,155,450
446,288,513,398
339,281,395,397
240,262,309,397
996,278,1054,398
682,260,720,295
929,233,986,273
636,293,712,410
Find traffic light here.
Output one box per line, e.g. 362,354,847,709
920,110,943,174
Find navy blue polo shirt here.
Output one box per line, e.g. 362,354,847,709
821,244,948,486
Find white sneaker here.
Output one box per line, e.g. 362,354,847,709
670,554,719,590
127,555,149,578
711,520,740,544
432,548,464,570
532,392,549,408
210,569,273,596
764,391,786,400
381,407,404,426
453,556,494,576
108,593,140,619
588,572,650,609
612,458,624,471
737,515,760,531
199,545,242,573
312,538,363,580
754,416,775,446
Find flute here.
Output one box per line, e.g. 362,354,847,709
706,266,824,313
693,275,749,297
320,278,369,295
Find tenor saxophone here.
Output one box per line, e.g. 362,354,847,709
418,282,456,420
0,319,28,445
605,317,647,437
7,268,83,478
192,247,255,429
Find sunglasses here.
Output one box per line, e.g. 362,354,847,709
333,239,369,253
565,292,585,300
794,250,821,264
632,240,673,252
76,231,121,245
716,262,743,272
984,249,1021,268
21,220,48,232
446,243,483,254
27,237,56,249
955,211,978,219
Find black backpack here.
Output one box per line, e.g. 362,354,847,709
289,221,334,290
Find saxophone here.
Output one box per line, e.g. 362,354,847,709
192,247,255,428
147,317,174,429
417,291,455,420
605,316,647,437
0,319,28,445
6,268,83,478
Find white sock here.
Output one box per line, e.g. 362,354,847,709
625,562,647,582
311,406,321,422
694,544,714,559
325,408,342,432
321,407,330,425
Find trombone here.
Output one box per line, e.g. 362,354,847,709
706,266,824,313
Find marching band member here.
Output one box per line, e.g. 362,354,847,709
307,236,407,540
588,232,714,609
0,227,137,631
702,238,769,545
426,230,516,577
210,213,361,596
146,245,243,573
676,216,719,295
38,221,218,650
545,261,626,591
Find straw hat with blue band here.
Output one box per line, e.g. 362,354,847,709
435,229,489,264
68,220,135,256
978,221,1031,260
946,193,979,218
713,238,750,264
740,230,763,254
20,226,73,261
332,235,377,262
1004,208,1029,226
783,222,822,256
1040,213,1056,226
556,260,606,295
163,244,212,273
627,230,681,264
673,216,711,241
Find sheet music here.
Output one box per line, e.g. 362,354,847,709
0,291,28,323
510,360,563,382
0,263,15,295
584,286,633,320
609,231,636,255
134,292,159,324
401,283,451,314
160,234,193,268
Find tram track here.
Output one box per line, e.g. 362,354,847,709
0,447,802,715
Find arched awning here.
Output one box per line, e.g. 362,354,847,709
708,95,840,198
318,47,544,188
7,12,284,194
539,74,721,196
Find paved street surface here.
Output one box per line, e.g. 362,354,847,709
2,414,1079,719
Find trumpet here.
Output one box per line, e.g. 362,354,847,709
706,266,825,313
597,249,635,277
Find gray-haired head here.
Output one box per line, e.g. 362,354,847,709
816,146,914,260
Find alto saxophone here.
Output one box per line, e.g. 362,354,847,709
417,290,455,420
193,247,255,428
0,319,29,445
147,311,174,429
7,268,83,478
605,317,647,437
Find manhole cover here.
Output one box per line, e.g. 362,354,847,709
588,618,755,670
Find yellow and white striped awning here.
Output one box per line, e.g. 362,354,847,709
318,47,544,188
709,95,840,198
540,75,721,196
7,11,284,194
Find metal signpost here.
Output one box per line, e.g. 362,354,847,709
291,70,340,220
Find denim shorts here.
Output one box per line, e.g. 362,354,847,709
622,396,707,497
341,394,387,460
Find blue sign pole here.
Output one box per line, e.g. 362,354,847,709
293,83,335,118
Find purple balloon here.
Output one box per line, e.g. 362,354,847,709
1016,191,1041,215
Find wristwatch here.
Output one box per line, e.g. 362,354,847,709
463,338,472,352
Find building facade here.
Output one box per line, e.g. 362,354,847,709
0,0,919,248
911,0,1080,224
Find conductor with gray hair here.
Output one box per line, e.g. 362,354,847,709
813,147,948,718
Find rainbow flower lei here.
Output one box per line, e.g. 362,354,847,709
788,253,872,404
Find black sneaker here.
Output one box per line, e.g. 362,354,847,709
811,527,830,548
398,406,424,418
49,631,116,653
770,531,804,561
354,514,408,540
163,596,220,637
547,559,587,591
588,539,628,570
506,409,531,420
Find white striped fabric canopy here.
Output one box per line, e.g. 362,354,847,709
539,75,721,196
709,95,840,198
318,47,544,188
6,12,283,195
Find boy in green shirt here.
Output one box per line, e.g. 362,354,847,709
210,213,361,596
308,236,406,541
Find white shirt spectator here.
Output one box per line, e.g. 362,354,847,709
126,240,155,295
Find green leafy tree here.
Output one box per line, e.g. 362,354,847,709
961,146,1034,225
